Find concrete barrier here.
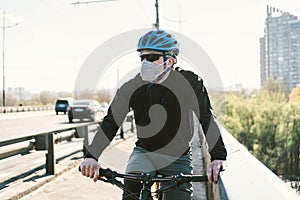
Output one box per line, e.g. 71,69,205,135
0,105,53,113
200,125,300,200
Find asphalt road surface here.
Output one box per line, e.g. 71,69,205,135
0,110,99,142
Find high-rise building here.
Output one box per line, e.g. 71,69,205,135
260,7,300,93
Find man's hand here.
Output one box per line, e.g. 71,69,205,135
207,160,226,184
80,158,101,182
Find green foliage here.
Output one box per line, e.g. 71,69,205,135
259,78,286,103
289,85,300,102
209,91,226,123
251,102,285,172
218,79,300,179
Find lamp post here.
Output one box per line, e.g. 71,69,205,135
1,10,18,107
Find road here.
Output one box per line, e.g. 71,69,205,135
0,110,99,142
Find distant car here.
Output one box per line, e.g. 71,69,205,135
67,99,102,123
55,98,74,115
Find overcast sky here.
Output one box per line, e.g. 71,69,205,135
1,0,300,93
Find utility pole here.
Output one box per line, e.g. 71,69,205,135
1,10,18,107
154,0,159,29
2,10,4,107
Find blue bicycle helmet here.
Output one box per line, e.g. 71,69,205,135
137,30,179,56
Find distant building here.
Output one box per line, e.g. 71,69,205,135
7,87,32,102
260,7,300,93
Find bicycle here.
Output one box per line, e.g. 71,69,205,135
79,167,208,200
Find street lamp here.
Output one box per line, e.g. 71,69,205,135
1,10,18,107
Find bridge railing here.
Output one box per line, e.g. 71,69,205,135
0,122,99,175
0,118,134,176
199,125,299,200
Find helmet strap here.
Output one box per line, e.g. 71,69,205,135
163,53,167,70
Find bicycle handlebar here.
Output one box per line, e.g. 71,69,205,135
79,166,208,199
79,166,208,183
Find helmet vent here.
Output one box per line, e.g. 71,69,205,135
153,38,164,45
156,30,164,34
149,35,158,44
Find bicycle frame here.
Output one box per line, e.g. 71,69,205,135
80,167,208,200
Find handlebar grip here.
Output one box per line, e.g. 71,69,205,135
99,168,113,178
178,174,208,182
192,175,208,182
78,166,113,179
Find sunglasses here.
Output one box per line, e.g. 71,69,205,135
140,54,162,62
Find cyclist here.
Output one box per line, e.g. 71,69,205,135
80,30,227,199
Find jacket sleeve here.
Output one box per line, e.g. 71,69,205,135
85,84,132,160
182,70,227,161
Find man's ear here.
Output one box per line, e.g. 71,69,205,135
167,58,174,67
173,58,177,64
169,57,177,65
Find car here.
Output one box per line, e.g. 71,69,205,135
67,99,102,123
55,98,74,115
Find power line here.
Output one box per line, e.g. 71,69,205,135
71,0,120,5
71,0,160,29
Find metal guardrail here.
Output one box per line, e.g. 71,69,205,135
0,118,134,176
0,105,53,113
0,122,99,175
199,125,299,200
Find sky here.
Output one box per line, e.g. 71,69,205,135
1,0,300,93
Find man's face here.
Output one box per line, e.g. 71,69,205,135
139,50,175,71
139,50,177,83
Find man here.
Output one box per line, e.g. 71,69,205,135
80,30,227,199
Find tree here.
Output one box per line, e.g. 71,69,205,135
74,89,112,103
221,81,300,180
95,89,111,103
283,102,300,179
6,93,19,106
251,102,285,173
289,84,300,102
259,78,286,103
39,90,55,105
75,90,94,100
209,90,227,123
221,92,258,151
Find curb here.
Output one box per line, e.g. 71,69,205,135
9,160,82,200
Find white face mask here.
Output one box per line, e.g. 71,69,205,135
140,60,169,83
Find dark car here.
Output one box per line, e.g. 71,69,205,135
55,98,74,115
67,99,102,123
